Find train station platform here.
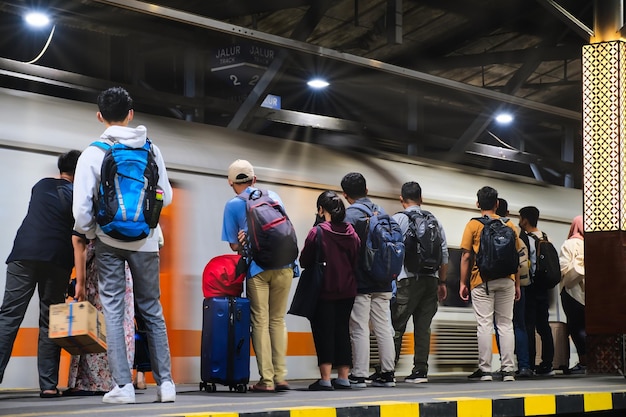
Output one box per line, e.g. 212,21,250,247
1,374,626,417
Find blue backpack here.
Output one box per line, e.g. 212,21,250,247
92,139,160,242
353,204,405,283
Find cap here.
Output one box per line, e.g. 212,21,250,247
228,159,255,184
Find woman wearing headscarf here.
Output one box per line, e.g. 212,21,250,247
559,215,585,374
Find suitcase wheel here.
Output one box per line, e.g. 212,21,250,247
202,383,217,393
236,384,247,393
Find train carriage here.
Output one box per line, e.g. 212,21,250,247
0,88,581,388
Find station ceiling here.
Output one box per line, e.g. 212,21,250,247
0,0,595,187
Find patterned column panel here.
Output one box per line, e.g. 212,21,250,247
582,41,626,232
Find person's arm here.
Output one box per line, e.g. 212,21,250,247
437,263,448,302
72,235,87,302
459,250,472,301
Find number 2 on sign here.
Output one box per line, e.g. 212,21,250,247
229,74,260,87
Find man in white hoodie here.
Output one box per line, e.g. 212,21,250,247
72,87,175,404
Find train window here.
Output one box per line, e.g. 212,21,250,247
441,248,471,308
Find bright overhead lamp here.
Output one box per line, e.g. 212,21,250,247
24,11,51,28
307,78,329,89
495,113,513,124
22,10,56,64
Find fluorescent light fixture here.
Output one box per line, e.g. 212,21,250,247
24,11,51,28
307,78,329,89
495,113,513,124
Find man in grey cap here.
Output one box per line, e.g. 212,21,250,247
221,159,294,393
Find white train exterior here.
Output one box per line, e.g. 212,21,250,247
0,88,582,388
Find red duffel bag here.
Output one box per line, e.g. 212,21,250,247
202,254,247,298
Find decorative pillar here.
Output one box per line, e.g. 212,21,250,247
582,39,626,374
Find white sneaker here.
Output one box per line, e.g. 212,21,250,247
157,380,176,403
480,374,493,381
102,383,135,404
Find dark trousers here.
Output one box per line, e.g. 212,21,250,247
561,290,586,357
391,276,438,373
0,261,69,390
310,297,354,367
134,312,152,373
525,285,554,369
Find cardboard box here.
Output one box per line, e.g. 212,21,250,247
49,301,107,355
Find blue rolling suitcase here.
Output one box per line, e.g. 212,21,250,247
199,296,250,393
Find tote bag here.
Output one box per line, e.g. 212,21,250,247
288,226,324,319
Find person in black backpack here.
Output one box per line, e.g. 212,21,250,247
390,181,449,384
221,159,295,393
459,186,521,382
341,172,397,388
519,206,555,377
73,87,175,404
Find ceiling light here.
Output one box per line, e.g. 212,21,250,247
495,113,513,124
307,78,329,89
24,11,51,28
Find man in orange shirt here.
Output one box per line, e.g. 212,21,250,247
459,186,521,382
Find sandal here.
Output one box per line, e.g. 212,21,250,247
39,389,62,398
275,382,290,391
249,383,275,393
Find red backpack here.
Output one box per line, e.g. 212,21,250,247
202,254,246,298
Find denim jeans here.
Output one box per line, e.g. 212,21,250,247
0,261,69,391
95,240,172,387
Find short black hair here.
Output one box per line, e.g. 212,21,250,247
477,186,498,210
496,198,508,217
401,181,422,202
340,172,367,199
58,150,81,175
519,206,540,227
317,190,346,223
97,87,133,122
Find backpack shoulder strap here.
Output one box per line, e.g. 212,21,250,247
472,215,489,225
90,141,111,152
351,203,372,218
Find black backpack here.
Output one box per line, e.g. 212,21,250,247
474,216,519,281
400,210,443,275
239,189,298,269
527,232,561,289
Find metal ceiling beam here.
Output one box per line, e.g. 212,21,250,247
536,0,593,41
0,57,235,111
93,0,581,121
416,45,581,70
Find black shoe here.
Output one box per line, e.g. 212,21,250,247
405,370,428,383
567,363,586,375
308,380,334,391
371,371,396,387
535,364,555,377
468,369,486,379
366,371,380,384
348,374,367,388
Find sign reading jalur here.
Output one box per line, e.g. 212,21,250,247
211,42,277,101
